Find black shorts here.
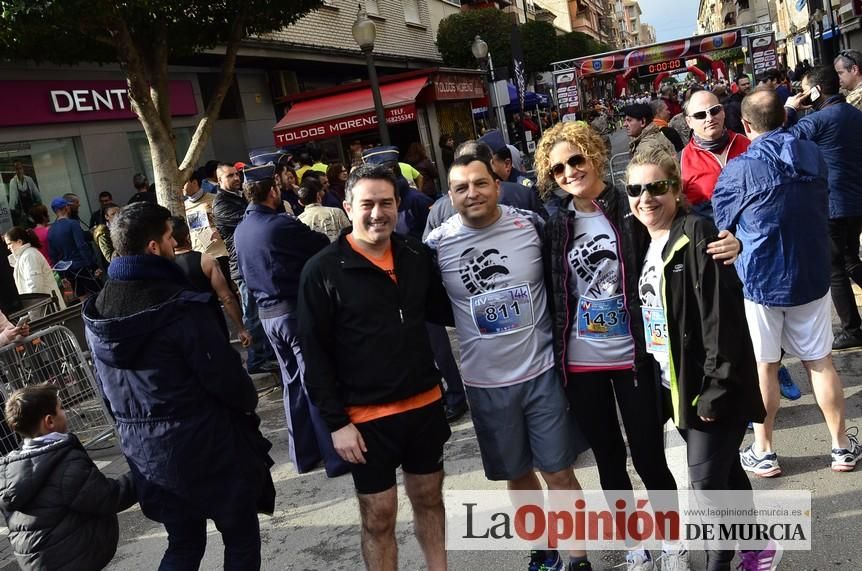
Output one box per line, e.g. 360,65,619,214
351,399,451,495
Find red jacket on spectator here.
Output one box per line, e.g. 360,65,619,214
680,130,750,206
662,96,683,119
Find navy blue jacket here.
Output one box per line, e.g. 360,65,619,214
713,129,831,307
396,175,433,240
234,203,329,319
82,259,275,525
787,97,862,218
48,218,95,270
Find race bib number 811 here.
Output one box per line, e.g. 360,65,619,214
470,283,535,337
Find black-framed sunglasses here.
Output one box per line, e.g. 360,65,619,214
625,179,678,198
688,104,723,120
550,154,587,178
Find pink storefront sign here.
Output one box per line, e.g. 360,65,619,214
0,80,198,127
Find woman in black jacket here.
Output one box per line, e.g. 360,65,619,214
535,123,742,569
535,121,685,569
625,148,772,571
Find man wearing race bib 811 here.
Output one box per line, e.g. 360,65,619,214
425,154,592,571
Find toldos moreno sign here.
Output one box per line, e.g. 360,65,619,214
274,104,416,146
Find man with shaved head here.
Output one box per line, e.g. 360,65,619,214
713,87,860,477
680,90,750,220
683,88,804,403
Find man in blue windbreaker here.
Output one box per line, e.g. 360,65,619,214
713,88,861,478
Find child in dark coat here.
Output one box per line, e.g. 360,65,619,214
0,384,136,570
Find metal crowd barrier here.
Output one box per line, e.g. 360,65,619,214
7,292,63,322
609,151,631,188
0,325,116,455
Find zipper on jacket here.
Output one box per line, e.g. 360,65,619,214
345,242,407,326
592,199,637,384
661,233,691,426
560,215,572,386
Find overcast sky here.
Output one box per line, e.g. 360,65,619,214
637,0,700,42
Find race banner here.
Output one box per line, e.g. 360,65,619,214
553,70,581,122
556,28,744,78
748,31,778,78
510,23,527,115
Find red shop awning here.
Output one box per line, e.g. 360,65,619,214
273,76,427,146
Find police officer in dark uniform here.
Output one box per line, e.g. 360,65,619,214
233,163,348,478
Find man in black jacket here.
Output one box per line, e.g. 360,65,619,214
212,162,276,373
298,165,452,571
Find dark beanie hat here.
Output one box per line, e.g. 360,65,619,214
622,103,654,122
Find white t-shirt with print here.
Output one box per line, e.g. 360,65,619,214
639,233,671,388
565,206,634,371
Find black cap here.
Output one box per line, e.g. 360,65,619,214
622,103,654,122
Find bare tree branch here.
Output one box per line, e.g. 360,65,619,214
178,5,249,175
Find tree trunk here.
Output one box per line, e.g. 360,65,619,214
149,137,184,215
108,9,248,216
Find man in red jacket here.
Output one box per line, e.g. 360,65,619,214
680,90,750,219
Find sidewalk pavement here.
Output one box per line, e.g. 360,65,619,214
93,347,859,570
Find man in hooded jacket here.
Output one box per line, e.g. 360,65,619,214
83,201,275,570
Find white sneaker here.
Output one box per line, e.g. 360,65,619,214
618,549,654,571
658,546,690,571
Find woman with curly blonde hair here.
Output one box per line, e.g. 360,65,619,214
536,122,739,568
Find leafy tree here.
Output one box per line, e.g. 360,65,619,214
557,31,609,62
520,20,558,75
0,0,322,213
436,8,512,73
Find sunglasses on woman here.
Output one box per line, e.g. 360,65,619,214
688,104,723,121
550,154,587,178
625,179,677,198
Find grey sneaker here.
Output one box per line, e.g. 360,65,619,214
740,444,782,477
658,547,690,571
831,427,862,472
619,550,654,571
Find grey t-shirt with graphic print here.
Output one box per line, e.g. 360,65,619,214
425,205,554,388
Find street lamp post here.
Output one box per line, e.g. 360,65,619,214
471,35,497,130
352,7,390,146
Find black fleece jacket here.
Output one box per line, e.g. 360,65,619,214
298,232,453,432
543,183,655,388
